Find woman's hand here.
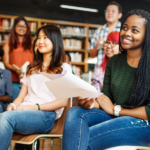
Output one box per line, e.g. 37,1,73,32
76,97,95,109
7,104,16,111
97,95,114,115
17,105,38,110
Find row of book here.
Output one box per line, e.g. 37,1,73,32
69,52,82,62
60,26,86,37
88,28,97,38
63,39,82,49
72,65,81,77
0,34,9,43
0,18,14,29
28,22,37,32
0,18,37,33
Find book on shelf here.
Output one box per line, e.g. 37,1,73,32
69,52,82,62
60,26,86,37
72,65,81,77
0,34,9,44
88,28,97,38
63,39,82,49
0,18,14,29
28,22,37,32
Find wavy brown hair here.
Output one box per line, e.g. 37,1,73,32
9,16,32,52
26,25,66,75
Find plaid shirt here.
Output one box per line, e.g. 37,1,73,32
90,21,121,67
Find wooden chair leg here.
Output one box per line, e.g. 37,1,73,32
51,139,53,150
60,137,62,150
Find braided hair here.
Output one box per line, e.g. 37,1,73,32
120,9,150,108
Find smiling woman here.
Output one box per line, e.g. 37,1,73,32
63,9,150,150
3,16,33,101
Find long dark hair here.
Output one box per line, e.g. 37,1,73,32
120,9,150,108
27,25,66,75
9,16,32,52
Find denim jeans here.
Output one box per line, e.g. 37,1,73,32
0,110,56,150
63,106,150,150
12,82,22,101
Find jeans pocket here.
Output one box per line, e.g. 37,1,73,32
43,111,56,134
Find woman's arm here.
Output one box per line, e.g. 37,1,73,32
120,107,147,120
0,96,12,102
13,84,28,107
17,98,69,111
3,41,16,72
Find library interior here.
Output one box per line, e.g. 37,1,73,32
0,0,150,150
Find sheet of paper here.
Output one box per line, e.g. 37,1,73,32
41,71,103,100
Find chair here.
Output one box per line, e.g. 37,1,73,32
10,98,72,150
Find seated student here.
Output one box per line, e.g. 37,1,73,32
63,9,150,150
92,31,120,92
0,47,12,113
0,25,72,150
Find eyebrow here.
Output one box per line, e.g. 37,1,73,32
123,24,141,29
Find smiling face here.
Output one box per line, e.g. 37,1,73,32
104,40,119,58
15,20,27,36
37,29,53,55
105,5,122,23
120,15,146,51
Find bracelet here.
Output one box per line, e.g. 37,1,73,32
9,103,17,109
36,103,40,110
95,98,100,109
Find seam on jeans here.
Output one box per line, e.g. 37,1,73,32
78,112,112,150
90,124,150,141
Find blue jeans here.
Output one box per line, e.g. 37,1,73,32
63,106,150,150
12,82,22,101
0,110,56,150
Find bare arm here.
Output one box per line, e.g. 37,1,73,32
0,96,12,102
90,46,98,58
17,98,69,111
3,41,16,72
120,106,147,120
96,95,148,120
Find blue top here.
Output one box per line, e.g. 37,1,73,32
0,69,13,97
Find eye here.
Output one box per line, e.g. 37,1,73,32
44,36,47,39
132,29,139,33
122,26,127,30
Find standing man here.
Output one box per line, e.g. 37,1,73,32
90,1,122,67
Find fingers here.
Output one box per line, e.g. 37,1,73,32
79,98,95,109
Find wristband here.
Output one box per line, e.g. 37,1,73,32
9,103,17,109
36,103,40,110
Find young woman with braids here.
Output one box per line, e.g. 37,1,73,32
0,25,72,150
63,9,150,150
3,16,33,101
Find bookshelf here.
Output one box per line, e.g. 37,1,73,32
0,14,101,75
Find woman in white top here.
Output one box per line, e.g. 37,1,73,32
0,25,72,150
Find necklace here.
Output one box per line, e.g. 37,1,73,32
42,63,49,71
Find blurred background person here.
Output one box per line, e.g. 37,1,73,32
92,31,120,91
0,47,12,113
3,16,33,101
90,1,122,67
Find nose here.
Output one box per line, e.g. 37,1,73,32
124,29,131,37
107,44,111,48
39,38,44,44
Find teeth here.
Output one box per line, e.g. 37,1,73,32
124,39,131,42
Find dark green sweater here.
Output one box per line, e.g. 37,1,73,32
101,52,150,120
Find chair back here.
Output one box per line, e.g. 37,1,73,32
49,98,72,134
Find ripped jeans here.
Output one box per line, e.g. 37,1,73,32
0,110,56,150
63,106,150,150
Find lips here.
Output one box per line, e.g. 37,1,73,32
39,46,44,48
122,38,133,44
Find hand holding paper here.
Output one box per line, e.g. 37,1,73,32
42,71,103,100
